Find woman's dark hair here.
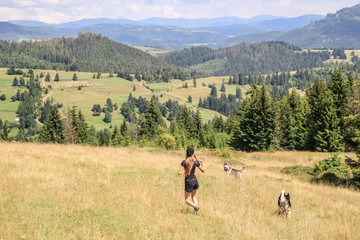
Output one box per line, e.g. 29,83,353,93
185,148,195,178
186,148,194,158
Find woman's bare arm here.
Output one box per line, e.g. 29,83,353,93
178,166,184,175
198,160,205,173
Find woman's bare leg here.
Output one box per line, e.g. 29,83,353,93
191,189,198,206
185,191,197,208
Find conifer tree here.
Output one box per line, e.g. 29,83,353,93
45,72,50,82
140,97,165,140
231,84,277,151
103,110,112,123
210,85,217,97
112,126,123,146
1,121,10,140
12,77,18,86
39,106,65,143
54,73,60,82
236,87,242,99
72,73,78,81
220,80,226,92
306,79,343,152
188,95,192,103
279,89,307,150
328,68,349,135
120,119,131,146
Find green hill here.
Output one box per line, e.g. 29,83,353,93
0,32,182,75
159,42,331,75
278,4,360,48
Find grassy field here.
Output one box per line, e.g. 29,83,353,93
0,142,359,239
0,68,245,129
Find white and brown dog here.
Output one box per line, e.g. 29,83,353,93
223,162,245,179
278,190,291,218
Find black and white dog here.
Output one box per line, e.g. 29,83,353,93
223,162,245,179
278,190,291,218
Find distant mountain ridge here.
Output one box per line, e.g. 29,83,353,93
3,14,324,49
3,4,360,49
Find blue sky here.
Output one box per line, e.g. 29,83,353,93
0,0,359,23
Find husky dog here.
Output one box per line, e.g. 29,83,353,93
278,190,291,218
223,162,245,179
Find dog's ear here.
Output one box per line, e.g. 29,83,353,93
285,193,290,201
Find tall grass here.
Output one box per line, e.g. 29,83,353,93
1,142,360,239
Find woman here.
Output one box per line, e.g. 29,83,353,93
178,148,205,213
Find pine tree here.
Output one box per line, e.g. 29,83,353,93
236,87,242,99
140,97,165,140
106,98,113,112
112,126,123,146
188,95,192,103
220,80,226,92
231,84,277,151
1,121,10,140
72,73,78,81
120,119,131,146
76,110,88,144
45,72,50,82
39,106,65,143
328,68,349,135
103,110,112,123
279,89,307,150
54,73,60,82
210,85,217,97
306,78,343,152
12,77,19,86
193,77,197,87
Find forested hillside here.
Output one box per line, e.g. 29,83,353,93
278,4,360,48
0,32,186,76
159,42,330,75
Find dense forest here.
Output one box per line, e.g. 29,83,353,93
0,32,191,79
158,42,331,75
279,4,360,48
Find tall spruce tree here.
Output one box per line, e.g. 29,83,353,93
328,68,350,135
140,97,165,140
39,106,65,143
231,84,277,151
279,89,307,150
120,119,131,146
306,79,343,152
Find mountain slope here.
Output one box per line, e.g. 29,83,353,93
278,4,360,48
0,32,180,73
200,14,324,35
159,42,330,75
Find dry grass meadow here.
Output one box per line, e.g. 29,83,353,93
1,142,360,239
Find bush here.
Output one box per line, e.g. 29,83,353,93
157,133,177,150
312,154,349,186
281,165,313,181
217,147,231,159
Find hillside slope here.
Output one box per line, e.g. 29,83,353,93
159,42,330,75
0,32,180,74
278,4,360,48
1,142,359,239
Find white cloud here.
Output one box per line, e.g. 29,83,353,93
0,0,359,23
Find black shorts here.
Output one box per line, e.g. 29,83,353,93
185,179,199,192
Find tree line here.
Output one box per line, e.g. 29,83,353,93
0,32,195,81
159,42,331,76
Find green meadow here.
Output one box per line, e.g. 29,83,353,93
0,68,248,129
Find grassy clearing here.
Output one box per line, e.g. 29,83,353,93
0,68,242,129
0,142,359,239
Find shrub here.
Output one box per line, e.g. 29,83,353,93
312,154,349,186
157,133,177,150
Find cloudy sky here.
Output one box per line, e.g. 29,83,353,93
0,0,359,23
